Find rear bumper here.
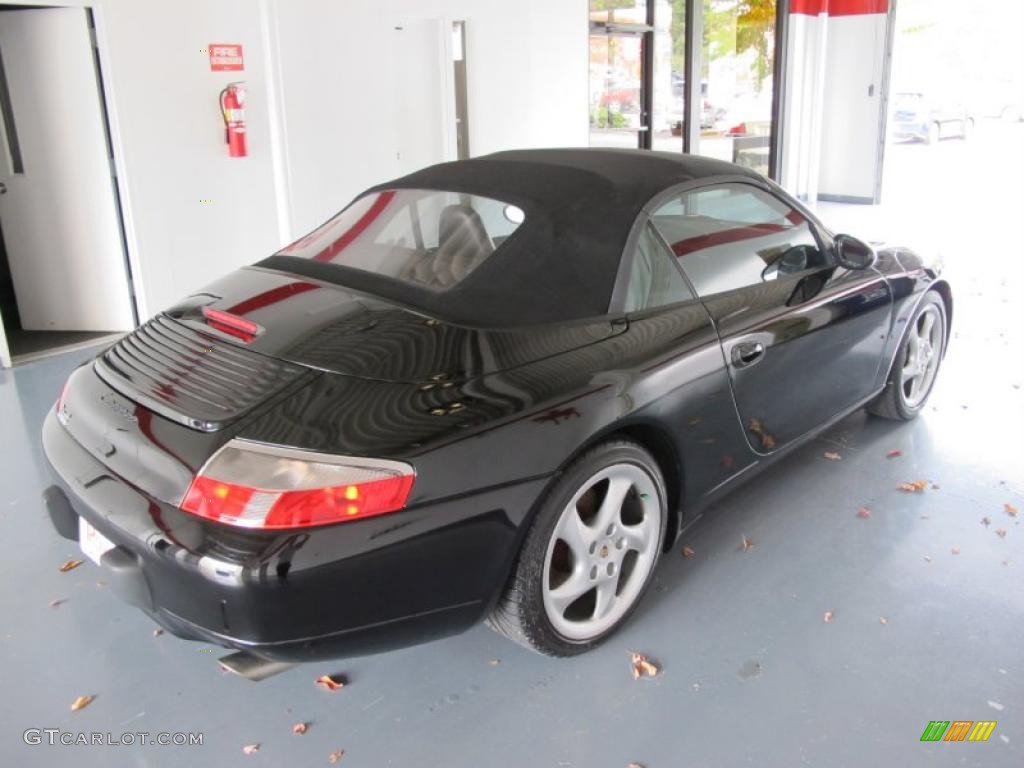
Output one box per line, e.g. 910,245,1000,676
42,409,545,662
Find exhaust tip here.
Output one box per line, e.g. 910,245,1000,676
218,651,296,682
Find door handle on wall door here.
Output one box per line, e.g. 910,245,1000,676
731,341,765,368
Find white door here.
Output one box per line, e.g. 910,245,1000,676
0,7,133,332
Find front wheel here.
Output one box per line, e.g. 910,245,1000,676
868,292,946,420
487,440,667,656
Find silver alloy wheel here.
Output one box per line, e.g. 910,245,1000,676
542,463,662,641
899,304,943,408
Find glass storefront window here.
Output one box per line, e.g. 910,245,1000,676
695,0,776,176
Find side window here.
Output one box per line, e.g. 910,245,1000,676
650,183,826,297
623,223,695,313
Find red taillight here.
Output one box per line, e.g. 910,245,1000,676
180,440,415,530
202,307,261,341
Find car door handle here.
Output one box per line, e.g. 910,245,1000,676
731,341,765,368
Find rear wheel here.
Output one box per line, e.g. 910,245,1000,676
868,292,946,420
487,440,666,656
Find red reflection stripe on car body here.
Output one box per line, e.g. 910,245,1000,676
226,281,320,315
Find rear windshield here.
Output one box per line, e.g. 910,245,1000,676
277,189,525,291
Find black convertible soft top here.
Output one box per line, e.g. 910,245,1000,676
259,148,757,327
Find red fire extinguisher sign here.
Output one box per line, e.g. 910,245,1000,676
220,82,247,158
209,43,244,72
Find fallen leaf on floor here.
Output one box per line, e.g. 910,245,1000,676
242,744,260,755
329,749,345,764
951,547,961,555
879,616,888,625
488,659,501,666
995,528,1007,539
741,536,755,552
627,763,646,768
761,434,776,450
681,546,695,558
293,722,308,735
924,555,933,562
59,559,84,573
897,480,928,492
886,449,902,459
823,611,834,623
49,598,67,609
630,652,660,679
823,451,842,461
981,517,992,527
315,675,345,691
70,695,95,712
856,507,871,519
1005,503,1019,518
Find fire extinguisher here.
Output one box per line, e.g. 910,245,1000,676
219,82,247,157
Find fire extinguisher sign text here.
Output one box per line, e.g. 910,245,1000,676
209,44,244,72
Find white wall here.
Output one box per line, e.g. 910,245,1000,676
779,3,891,204
272,0,589,236
0,0,588,322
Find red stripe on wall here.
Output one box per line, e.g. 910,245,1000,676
312,190,396,263
791,0,887,16
670,222,788,258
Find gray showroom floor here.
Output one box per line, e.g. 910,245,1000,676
2,121,1022,768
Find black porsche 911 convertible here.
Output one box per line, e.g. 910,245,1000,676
42,149,951,676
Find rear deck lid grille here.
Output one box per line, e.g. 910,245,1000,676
94,314,307,431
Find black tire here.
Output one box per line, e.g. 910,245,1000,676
486,440,667,656
868,291,947,421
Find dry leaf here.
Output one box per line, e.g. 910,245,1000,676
1005,503,1019,518
823,611,834,623
242,744,260,755
951,547,960,555
741,536,755,552
995,528,1007,539
488,659,501,667
981,517,992,527
879,616,888,625
856,507,871,519
681,546,695,558
293,722,308,735
49,598,67,609
315,674,345,691
329,749,345,764
897,480,928,492
630,652,660,679
152,628,163,637
70,695,95,711
59,559,84,573
886,449,902,458
823,451,842,461
761,434,776,450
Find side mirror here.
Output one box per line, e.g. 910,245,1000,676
834,234,876,270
